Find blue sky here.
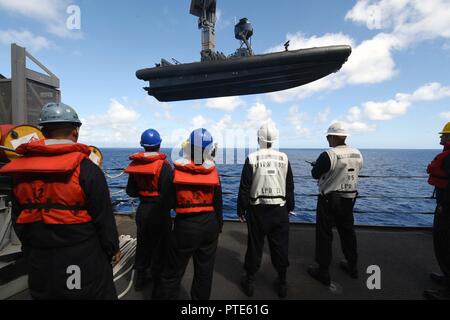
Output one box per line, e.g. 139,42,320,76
0,0,449,149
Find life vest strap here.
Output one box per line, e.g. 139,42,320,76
177,202,214,209
23,203,86,212
430,173,449,180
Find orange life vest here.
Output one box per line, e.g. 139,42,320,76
173,159,220,214
0,139,92,225
428,142,450,189
124,152,167,197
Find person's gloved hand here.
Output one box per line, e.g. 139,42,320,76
238,211,247,222
112,250,122,266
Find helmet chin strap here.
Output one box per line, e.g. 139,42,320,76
258,140,273,149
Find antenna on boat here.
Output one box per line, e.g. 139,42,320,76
234,17,254,56
190,0,217,61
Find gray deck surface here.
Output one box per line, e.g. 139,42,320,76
114,217,439,300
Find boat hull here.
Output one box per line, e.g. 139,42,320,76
136,45,351,102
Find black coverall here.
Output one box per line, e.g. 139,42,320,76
159,181,223,300
237,158,295,278
433,153,450,287
311,152,358,268
12,159,119,300
126,162,173,281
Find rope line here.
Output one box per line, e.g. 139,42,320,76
105,171,126,179
112,209,435,216
106,168,435,217
103,168,428,180
110,189,125,196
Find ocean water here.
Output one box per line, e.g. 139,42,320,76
103,148,439,228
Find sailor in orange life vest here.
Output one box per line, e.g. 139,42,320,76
308,122,363,287
0,103,120,300
424,122,450,300
159,128,223,300
124,129,173,293
238,122,295,298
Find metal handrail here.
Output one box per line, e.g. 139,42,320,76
105,168,436,217
104,168,428,180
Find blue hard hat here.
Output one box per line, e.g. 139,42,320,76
140,129,162,147
39,102,82,126
189,128,213,150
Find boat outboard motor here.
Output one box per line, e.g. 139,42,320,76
234,18,253,56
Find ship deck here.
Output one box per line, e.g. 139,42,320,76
10,217,439,300
117,217,437,300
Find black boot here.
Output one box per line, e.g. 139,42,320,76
430,272,450,287
339,260,359,279
240,274,255,297
424,289,450,300
308,265,331,287
276,273,287,298
134,270,151,291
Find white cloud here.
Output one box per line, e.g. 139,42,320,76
346,106,363,122
190,102,273,133
0,29,51,52
440,112,450,120
0,0,81,38
340,82,450,132
267,32,355,53
215,8,232,31
79,99,141,147
140,96,176,122
409,82,450,101
343,33,402,84
317,107,331,123
345,0,410,30
340,120,376,133
346,0,450,41
267,31,400,102
185,103,277,150
205,96,245,112
288,106,310,136
362,99,410,121
362,83,450,121
191,115,209,128
246,102,272,129
83,99,140,125
268,0,450,103
269,75,344,103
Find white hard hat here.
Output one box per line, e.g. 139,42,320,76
258,121,279,143
326,122,349,137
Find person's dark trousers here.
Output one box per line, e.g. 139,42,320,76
134,200,171,280
315,194,358,268
244,205,290,277
159,213,219,300
433,204,450,288
24,236,117,300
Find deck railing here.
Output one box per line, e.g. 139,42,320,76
105,170,436,217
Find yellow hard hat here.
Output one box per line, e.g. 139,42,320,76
440,122,450,134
